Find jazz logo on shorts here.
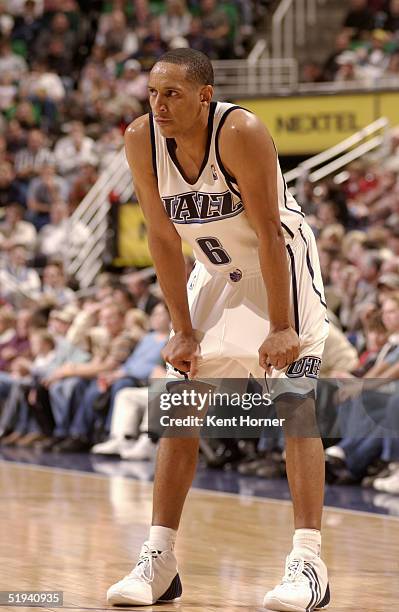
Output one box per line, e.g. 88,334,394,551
286,356,322,379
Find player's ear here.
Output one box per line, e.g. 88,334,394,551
200,85,213,105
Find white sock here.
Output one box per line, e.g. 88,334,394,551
149,526,177,552
293,529,321,557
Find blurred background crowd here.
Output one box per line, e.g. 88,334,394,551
303,0,399,82
1,0,399,505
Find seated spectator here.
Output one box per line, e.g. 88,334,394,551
14,128,53,188
95,9,138,71
11,0,41,54
64,301,170,453
200,0,232,59
159,0,192,45
10,99,39,130
54,121,97,182
0,320,91,447
5,119,26,158
34,11,78,79
68,163,98,210
91,364,166,460
371,390,399,494
323,31,353,81
0,71,17,112
124,306,149,338
0,306,16,361
41,261,75,307
0,307,32,372
37,200,90,262
0,307,34,439
380,0,399,32
116,59,149,101
0,202,37,253
131,30,167,71
0,36,27,79
320,318,359,377
0,161,26,208
123,270,159,314
0,243,41,306
5,329,57,446
132,0,153,41
43,303,136,450
325,294,399,483
334,52,358,82
357,29,392,81
186,16,212,55
343,0,375,37
302,62,325,83
27,163,69,229
0,1,14,37
26,60,66,103
95,127,124,172
109,284,136,312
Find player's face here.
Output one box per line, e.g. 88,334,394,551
148,63,211,137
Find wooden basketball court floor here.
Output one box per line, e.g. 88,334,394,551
1,460,398,612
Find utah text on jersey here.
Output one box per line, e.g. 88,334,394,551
286,357,322,379
162,190,244,224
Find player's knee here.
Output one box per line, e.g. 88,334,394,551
275,395,320,438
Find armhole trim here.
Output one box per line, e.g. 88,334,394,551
215,105,244,199
149,112,157,179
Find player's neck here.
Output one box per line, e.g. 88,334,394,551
173,107,210,161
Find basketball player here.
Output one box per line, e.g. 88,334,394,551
107,49,330,611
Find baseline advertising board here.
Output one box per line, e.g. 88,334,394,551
234,91,398,155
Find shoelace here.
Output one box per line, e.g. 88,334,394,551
282,557,308,585
129,544,159,584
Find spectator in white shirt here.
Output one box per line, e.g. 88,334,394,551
116,59,149,102
159,0,192,44
0,37,27,78
0,243,40,306
25,60,66,102
37,200,89,261
6,0,43,16
0,1,14,36
0,202,37,253
54,121,97,182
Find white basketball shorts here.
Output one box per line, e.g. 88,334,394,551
167,222,329,387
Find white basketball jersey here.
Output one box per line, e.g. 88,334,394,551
150,101,304,274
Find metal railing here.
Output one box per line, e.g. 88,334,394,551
271,0,322,59
66,147,131,288
213,58,399,97
212,58,298,98
285,117,390,195
67,116,391,288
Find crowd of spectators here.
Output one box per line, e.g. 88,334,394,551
1,0,399,510
303,0,399,83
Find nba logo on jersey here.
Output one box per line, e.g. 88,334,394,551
229,269,242,282
211,164,218,180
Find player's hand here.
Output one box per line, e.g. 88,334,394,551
258,327,300,373
162,332,200,378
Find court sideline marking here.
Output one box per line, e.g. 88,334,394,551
1,459,399,522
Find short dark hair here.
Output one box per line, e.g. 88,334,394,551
153,48,214,86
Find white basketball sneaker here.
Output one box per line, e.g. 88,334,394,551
107,541,182,606
263,552,330,611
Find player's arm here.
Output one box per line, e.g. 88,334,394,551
219,110,299,370
124,116,198,375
